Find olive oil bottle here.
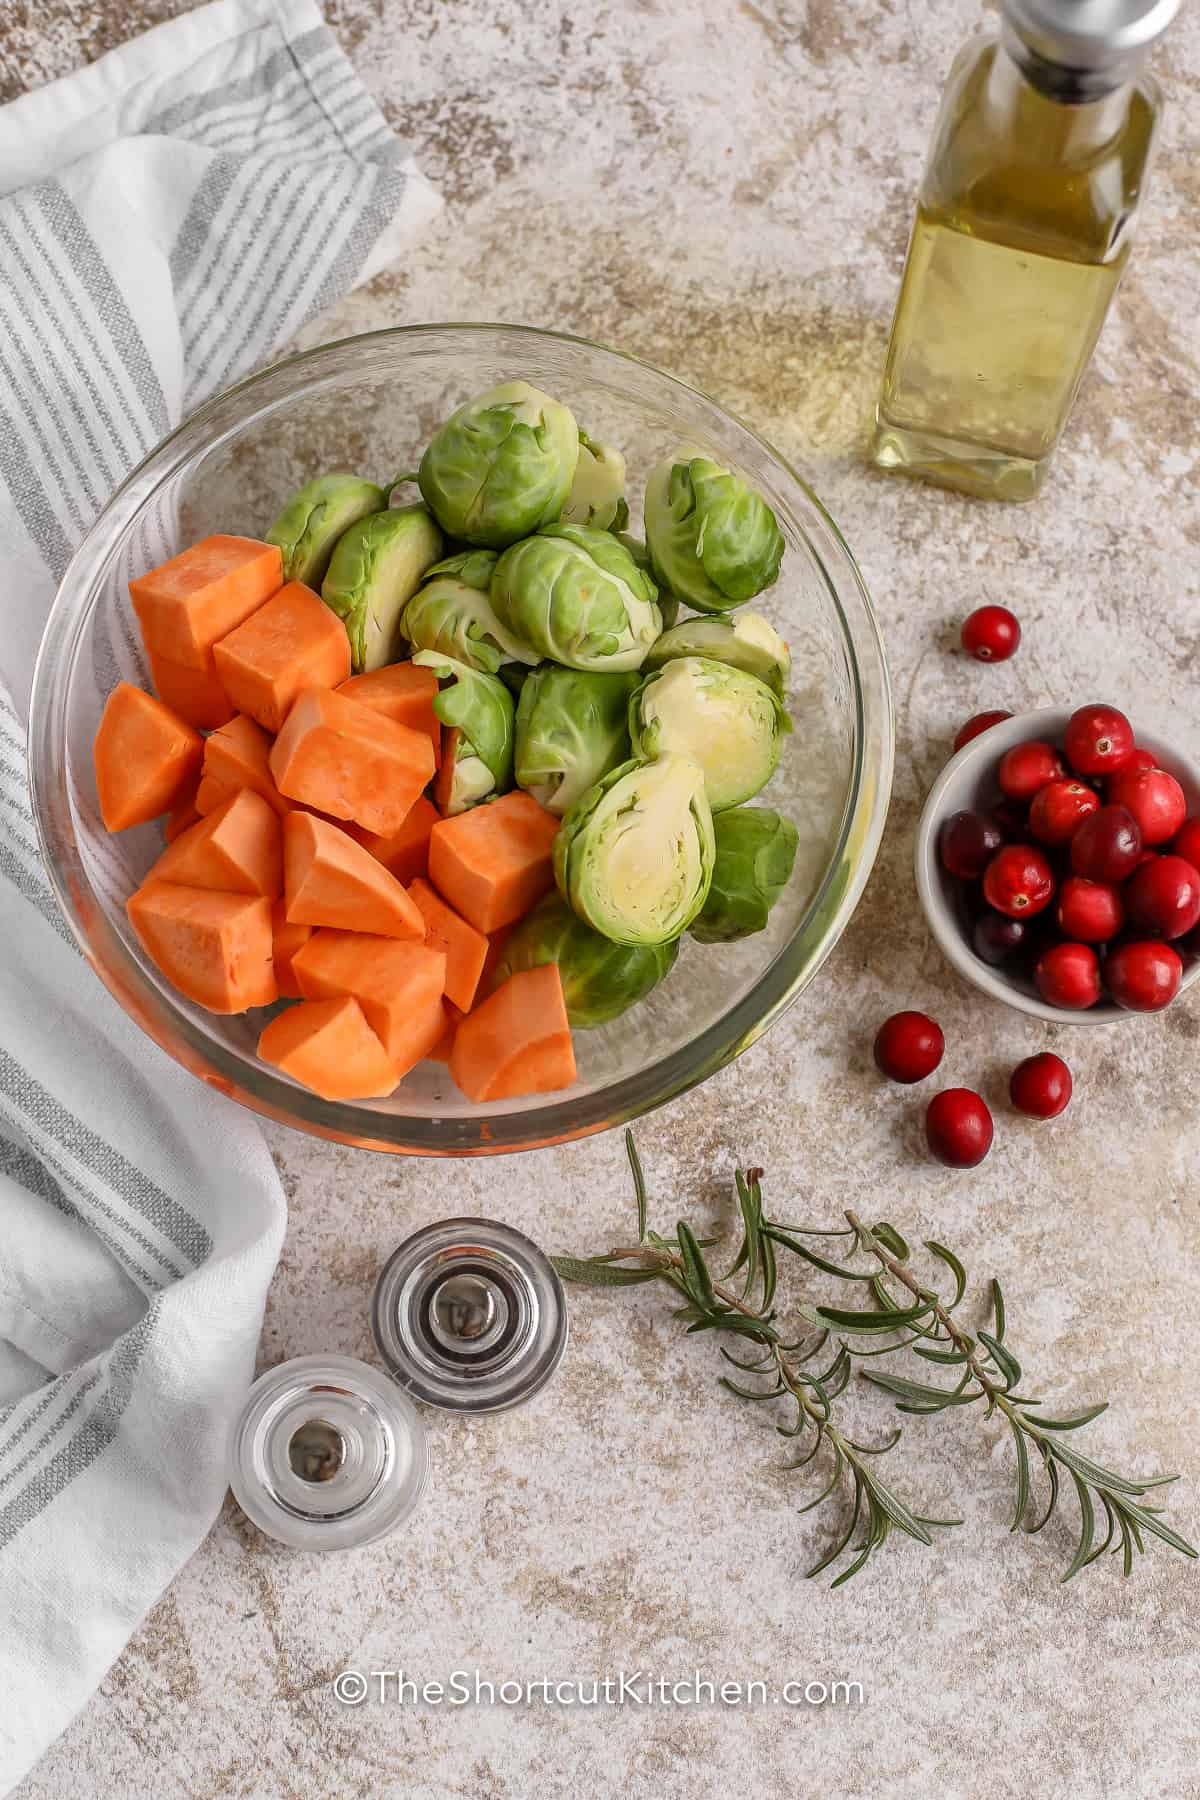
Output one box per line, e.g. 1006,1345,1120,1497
871,0,1178,501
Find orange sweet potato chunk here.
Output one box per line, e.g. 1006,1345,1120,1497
271,899,312,999
349,793,438,886
257,996,399,1100
269,687,435,836
147,649,236,731
130,536,281,669
144,788,282,897
339,664,441,767
214,581,351,733
292,929,447,1071
448,964,576,1103
164,794,202,843
197,715,292,819
427,791,559,934
409,877,488,1014
126,883,276,1012
283,812,425,938
94,682,203,831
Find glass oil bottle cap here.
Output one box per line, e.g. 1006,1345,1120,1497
371,1218,568,1413
227,1354,429,1550
1002,0,1179,94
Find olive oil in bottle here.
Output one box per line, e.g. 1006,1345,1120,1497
871,0,1177,501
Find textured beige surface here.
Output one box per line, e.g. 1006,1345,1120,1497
7,1,1200,1795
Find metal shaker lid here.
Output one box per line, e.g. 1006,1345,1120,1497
1002,0,1179,93
371,1218,568,1413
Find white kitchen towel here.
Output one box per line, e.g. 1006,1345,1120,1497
0,4,441,1789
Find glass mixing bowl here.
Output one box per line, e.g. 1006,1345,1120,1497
30,324,892,1155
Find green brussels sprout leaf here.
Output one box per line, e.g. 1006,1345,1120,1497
554,754,714,946
515,665,638,816
644,456,784,613
629,656,789,811
266,473,388,588
321,504,442,671
417,380,580,548
491,523,662,673
411,649,514,811
644,609,790,697
492,893,678,1027
690,807,799,943
403,570,540,676
560,431,628,531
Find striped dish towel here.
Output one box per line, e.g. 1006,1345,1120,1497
0,4,440,1789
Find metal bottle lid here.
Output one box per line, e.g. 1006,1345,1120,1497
1002,0,1179,97
227,1354,429,1550
371,1218,568,1413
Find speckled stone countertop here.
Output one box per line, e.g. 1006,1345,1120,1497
6,2,1200,1795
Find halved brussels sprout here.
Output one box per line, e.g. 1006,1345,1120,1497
403,564,540,676
492,893,678,1027
411,650,514,812
515,666,637,815
417,380,579,548
554,754,714,946
644,456,784,613
689,807,799,943
266,473,387,587
321,504,442,671
491,523,662,673
629,657,787,811
644,610,790,697
560,431,628,531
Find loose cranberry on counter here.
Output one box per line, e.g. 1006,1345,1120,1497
1105,766,1187,846
1125,855,1200,939
1028,779,1100,847
983,844,1055,918
961,605,1020,663
926,1089,993,1168
1070,805,1143,882
997,741,1065,803
1035,941,1102,1010
939,810,1005,880
1106,940,1183,1012
954,709,1013,752
991,797,1030,842
873,1011,945,1084
972,910,1028,966
1173,817,1200,873
1063,704,1136,779
1010,1052,1073,1119
1056,874,1124,943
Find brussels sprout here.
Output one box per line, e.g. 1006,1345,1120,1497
689,807,799,943
491,523,662,673
644,456,784,613
560,431,628,531
403,569,540,676
492,893,678,1027
417,380,579,548
629,656,787,811
554,754,714,946
423,548,499,592
265,473,388,587
411,650,514,812
321,504,442,671
515,666,637,816
644,609,791,697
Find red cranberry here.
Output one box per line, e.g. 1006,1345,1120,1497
925,1088,993,1168
1172,817,1200,874
961,605,1020,663
1063,704,1135,779
991,797,1030,842
983,844,1055,918
1105,767,1187,846
1070,805,1142,881
1106,940,1183,1012
1010,1052,1073,1119
972,909,1027,965
1035,941,1101,1010
1056,875,1124,943
939,809,1004,880
1028,779,1099,847
997,741,1064,803
1110,747,1159,782
1125,855,1200,939
954,709,1013,753
874,1011,945,1084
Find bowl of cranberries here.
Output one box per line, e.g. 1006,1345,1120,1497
916,705,1200,1023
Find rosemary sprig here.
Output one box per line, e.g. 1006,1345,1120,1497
554,1134,1196,1588
554,1136,957,1586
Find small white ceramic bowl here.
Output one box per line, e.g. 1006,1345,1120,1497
915,707,1200,1024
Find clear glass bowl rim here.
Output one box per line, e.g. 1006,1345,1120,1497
29,321,894,1156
